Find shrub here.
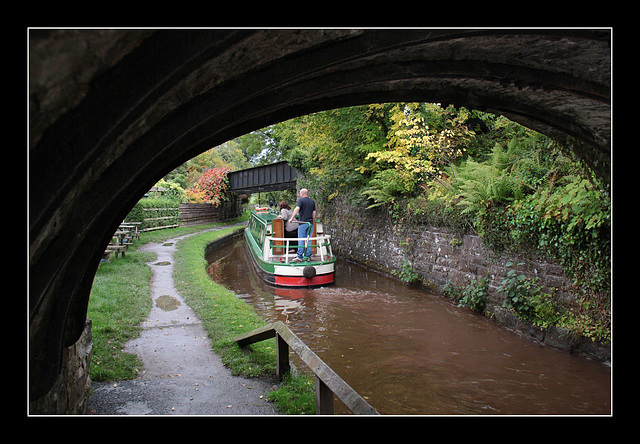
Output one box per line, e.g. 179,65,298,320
497,262,571,331
497,262,539,320
150,179,186,202
126,197,179,231
458,277,488,312
394,260,420,284
186,167,230,205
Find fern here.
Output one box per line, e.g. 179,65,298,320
361,169,412,208
453,160,516,214
361,188,394,209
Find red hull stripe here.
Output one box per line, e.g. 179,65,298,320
274,273,335,287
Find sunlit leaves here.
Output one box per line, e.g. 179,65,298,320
363,103,471,207
186,167,231,206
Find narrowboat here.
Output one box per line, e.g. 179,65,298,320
244,207,336,287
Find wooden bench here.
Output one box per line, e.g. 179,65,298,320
102,222,141,261
120,222,141,241
104,244,127,259
103,227,132,260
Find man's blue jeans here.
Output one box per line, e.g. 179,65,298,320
297,222,312,259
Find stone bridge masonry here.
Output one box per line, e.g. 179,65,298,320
28,28,611,412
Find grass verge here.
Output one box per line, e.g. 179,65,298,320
265,372,316,414
88,215,316,414
87,220,242,382
88,249,155,381
173,225,316,414
172,225,277,377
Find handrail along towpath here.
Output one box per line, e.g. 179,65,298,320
233,321,379,415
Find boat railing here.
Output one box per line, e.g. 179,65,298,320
233,321,379,415
268,235,333,263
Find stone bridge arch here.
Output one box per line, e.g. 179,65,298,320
29,28,611,404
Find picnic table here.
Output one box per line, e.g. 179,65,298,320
102,222,139,261
103,243,127,260
113,230,131,245
119,222,141,241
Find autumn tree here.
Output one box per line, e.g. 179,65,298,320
185,167,231,205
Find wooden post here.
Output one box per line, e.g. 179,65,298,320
312,220,317,254
276,333,290,380
316,376,334,415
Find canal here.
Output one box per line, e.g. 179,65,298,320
206,236,611,415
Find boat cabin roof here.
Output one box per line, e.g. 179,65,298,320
251,207,279,224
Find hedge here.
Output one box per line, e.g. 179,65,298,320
125,197,180,231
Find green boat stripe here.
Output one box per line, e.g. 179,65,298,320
245,228,335,269
245,228,275,273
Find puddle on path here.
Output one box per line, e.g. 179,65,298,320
154,261,172,266
156,295,181,311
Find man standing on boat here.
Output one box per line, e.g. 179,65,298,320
288,188,316,262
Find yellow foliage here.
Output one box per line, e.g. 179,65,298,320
364,103,469,195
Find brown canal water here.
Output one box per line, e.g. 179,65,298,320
206,237,611,415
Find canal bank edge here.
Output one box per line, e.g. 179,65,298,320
203,217,609,364
320,196,610,364
204,225,246,259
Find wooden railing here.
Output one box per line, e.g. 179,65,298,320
233,321,379,415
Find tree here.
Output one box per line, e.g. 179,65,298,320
273,104,390,200
185,167,231,205
234,128,281,165
362,103,472,207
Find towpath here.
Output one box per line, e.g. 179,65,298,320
88,223,280,415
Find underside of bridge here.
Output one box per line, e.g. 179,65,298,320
227,161,298,194
29,28,611,402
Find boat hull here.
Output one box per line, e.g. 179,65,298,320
274,273,335,287
244,229,335,288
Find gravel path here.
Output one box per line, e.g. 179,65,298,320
88,224,281,415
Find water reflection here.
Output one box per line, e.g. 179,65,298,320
206,238,611,415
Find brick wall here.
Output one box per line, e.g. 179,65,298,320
29,320,93,414
324,198,571,301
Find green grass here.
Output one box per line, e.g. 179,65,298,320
266,372,316,414
138,218,246,245
88,250,155,381
173,226,316,414
88,212,316,414
172,225,277,377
